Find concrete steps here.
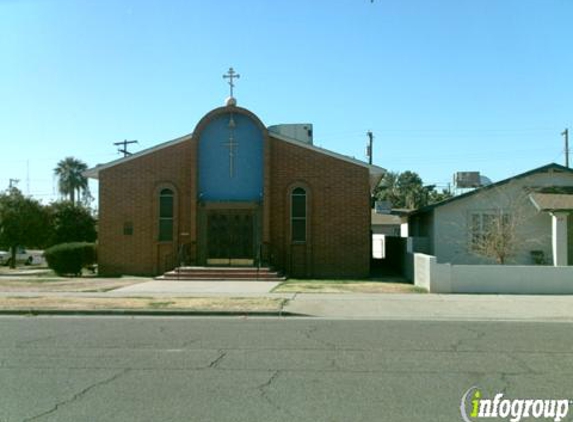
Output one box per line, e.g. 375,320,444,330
158,266,286,281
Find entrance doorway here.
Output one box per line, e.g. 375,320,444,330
206,210,254,266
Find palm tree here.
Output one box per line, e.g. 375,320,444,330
54,157,89,204
374,171,401,207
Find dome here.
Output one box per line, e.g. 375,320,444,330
225,96,237,107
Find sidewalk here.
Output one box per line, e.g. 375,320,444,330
283,293,573,321
0,279,572,321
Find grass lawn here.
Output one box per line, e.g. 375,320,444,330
0,265,55,277
0,274,149,292
0,296,285,312
273,278,427,294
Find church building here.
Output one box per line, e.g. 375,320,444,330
86,70,385,278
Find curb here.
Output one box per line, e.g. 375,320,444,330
0,309,306,317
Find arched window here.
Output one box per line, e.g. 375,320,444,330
159,188,174,241
291,187,307,242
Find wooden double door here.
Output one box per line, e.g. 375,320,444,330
207,210,254,266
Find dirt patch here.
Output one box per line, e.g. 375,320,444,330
0,296,284,312
274,282,423,294
0,278,149,292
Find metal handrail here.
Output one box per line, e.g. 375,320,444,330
256,243,262,280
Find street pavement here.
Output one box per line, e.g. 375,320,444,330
1,316,572,422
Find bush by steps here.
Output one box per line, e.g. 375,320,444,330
44,242,96,276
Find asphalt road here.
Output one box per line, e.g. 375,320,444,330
1,316,572,422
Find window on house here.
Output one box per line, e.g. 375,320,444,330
470,211,511,251
291,187,307,242
159,188,174,241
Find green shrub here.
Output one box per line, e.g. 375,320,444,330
44,242,96,276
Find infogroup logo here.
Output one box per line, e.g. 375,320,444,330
460,386,571,422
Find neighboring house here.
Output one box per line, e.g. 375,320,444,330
371,210,402,237
371,207,409,274
408,163,573,266
85,98,385,278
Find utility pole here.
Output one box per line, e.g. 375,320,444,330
114,139,138,157
8,178,19,189
366,131,374,165
562,128,569,168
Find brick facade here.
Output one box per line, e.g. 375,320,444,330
269,138,371,278
99,140,195,275
96,106,372,278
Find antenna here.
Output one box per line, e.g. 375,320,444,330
114,139,139,157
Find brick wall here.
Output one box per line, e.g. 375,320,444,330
269,138,371,278
98,140,195,275
97,131,371,278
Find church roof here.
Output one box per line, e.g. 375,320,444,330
84,127,386,191
84,132,192,179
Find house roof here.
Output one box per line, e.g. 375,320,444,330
529,193,573,212
371,210,402,225
409,163,573,217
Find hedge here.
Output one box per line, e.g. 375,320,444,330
44,242,96,276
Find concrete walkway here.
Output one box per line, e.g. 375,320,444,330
284,293,573,321
1,279,573,321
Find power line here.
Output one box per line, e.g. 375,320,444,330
113,139,138,157
562,128,569,168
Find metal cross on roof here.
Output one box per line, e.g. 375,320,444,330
224,114,238,178
223,67,240,98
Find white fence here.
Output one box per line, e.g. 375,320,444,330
413,253,573,294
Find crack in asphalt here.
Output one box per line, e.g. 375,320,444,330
257,370,280,390
451,326,486,352
16,334,63,348
23,368,130,421
303,325,337,350
256,370,295,417
499,372,513,395
180,338,199,348
207,351,227,369
507,352,537,375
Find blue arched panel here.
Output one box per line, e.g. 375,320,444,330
198,112,264,201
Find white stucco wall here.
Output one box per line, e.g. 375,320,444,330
413,253,432,290
414,253,573,294
449,265,573,294
433,170,573,265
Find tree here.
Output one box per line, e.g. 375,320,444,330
465,181,540,265
470,210,516,264
0,187,50,268
54,157,89,204
373,170,401,207
429,188,454,204
374,170,447,209
47,201,97,246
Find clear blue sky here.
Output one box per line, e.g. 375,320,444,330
1,0,572,204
